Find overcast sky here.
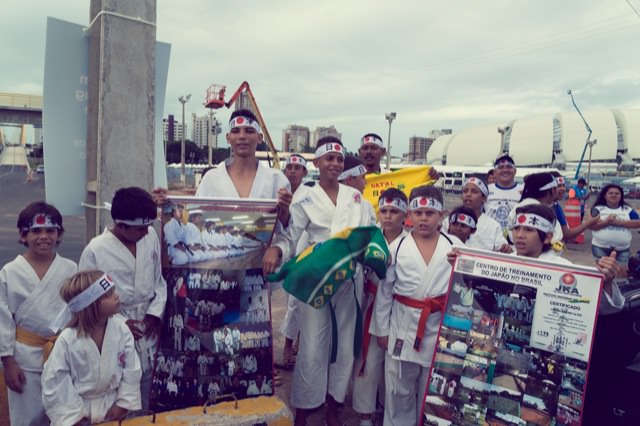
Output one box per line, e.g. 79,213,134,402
2,0,639,153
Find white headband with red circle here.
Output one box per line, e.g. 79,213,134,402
229,115,261,132
378,197,408,213
510,213,554,233
285,155,307,169
22,213,61,232
409,196,443,212
338,164,367,181
465,177,488,196
361,135,384,148
315,142,345,159
449,212,477,229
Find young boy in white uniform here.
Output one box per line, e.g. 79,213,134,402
374,185,462,426
79,187,167,409
263,137,374,426
354,188,409,426
0,202,77,426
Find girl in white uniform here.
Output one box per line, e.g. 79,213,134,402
42,270,142,425
264,137,373,426
374,185,462,426
0,202,77,426
353,188,409,426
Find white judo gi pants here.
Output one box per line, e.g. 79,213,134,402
383,354,429,426
291,281,358,409
280,294,300,340
352,290,385,415
7,370,48,426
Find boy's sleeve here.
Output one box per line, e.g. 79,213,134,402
599,283,625,315
41,336,85,426
78,245,97,271
146,228,167,319
372,263,396,337
115,321,142,410
0,268,16,357
271,199,310,262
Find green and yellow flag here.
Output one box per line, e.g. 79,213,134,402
268,226,389,308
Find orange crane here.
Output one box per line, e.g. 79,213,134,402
205,81,280,169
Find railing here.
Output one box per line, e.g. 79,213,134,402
0,93,43,109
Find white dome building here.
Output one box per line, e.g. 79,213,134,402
427,109,639,169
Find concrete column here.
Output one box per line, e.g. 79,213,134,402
86,0,156,241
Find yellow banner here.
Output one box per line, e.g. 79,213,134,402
364,166,436,215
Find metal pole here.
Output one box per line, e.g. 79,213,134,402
385,112,396,171
181,101,185,183
586,139,597,190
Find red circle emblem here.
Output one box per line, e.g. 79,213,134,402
386,197,394,204
517,215,527,223
561,273,575,285
335,144,341,151
35,214,46,225
419,198,428,206
236,117,244,124
459,214,466,221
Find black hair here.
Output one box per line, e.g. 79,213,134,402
17,201,65,245
111,187,156,221
316,136,343,148
342,154,363,171
577,177,586,184
409,185,443,205
520,172,555,201
379,188,408,204
514,204,556,252
592,184,627,209
229,109,258,123
486,169,494,177
494,154,515,166
448,206,478,227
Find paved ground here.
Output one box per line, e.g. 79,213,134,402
1,166,639,426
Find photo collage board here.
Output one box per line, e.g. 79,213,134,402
150,196,278,412
423,247,604,426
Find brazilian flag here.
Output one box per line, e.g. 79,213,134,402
268,226,389,308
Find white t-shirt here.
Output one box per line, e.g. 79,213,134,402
591,205,639,250
485,182,524,231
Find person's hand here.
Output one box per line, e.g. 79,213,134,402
276,188,292,210
143,314,163,339
104,404,128,421
377,335,389,350
447,248,461,267
498,243,513,253
125,319,145,340
262,246,282,275
584,214,601,228
2,357,25,393
151,187,169,206
596,251,619,284
428,167,440,181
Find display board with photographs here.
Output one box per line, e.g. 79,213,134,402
422,247,604,426
150,196,278,412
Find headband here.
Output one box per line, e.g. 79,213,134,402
449,212,477,229
22,213,61,232
51,274,116,332
510,213,554,233
409,196,443,212
114,217,155,226
555,176,565,186
338,164,367,181
361,135,384,148
315,143,345,159
539,179,558,191
465,177,488,196
285,155,307,169
229,115,262,132
378,197,408,213
494,159,515,169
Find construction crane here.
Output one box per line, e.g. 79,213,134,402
205,81,280,169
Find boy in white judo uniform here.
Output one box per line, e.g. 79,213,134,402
79,187,166,409
444,206,478,245
374,185,462,426
0,202,77,426
42,271,141,425
354,188,409,426
263,137,374,426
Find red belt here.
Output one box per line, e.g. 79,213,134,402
358,280,379,376
393,293,446,350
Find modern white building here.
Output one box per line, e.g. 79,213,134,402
427,109,639,169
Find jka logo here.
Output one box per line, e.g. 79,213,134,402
555,273,579,295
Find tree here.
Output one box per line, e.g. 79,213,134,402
166,140,204,164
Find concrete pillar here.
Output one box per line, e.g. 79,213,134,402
85,0,156,240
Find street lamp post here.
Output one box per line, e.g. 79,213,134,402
497,126,510,153
385,112,396,171
586,138,597,190
178,94,191,184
